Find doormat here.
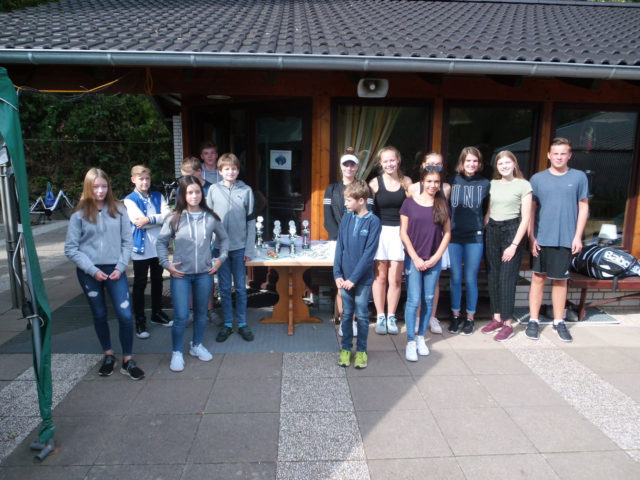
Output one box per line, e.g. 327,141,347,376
512,306,619,325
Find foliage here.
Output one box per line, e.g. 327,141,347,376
0,0,54,12
18,92,173,199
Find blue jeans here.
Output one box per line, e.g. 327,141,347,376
340,284,370,353
404,257,441,341
170,272,214,352
76,265,133,356
448,242,484,315
215,248,247,326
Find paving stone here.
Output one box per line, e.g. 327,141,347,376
405,349,472,377
456,349,532,375
368,458,464,480
457,453,559,480
564,347,640,374
281,376,352,413
218,353,282,379
131,378,213,414
282,352,344,378
475,373,567,407
544,451,640,480
277,460,369,480
348,376,426,411
433,407,536,456
189,413,279,463
86,464,184,479
53,377,145,416
206,376,281,413
344,350,410,378
0,466,89,480
148,352,222,380
184,462,276,479
279,412,364,461
0,355,31,380
414,375,497,409
357,409,451,459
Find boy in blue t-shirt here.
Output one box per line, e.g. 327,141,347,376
334,180,381,369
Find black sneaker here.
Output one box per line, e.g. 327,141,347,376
120,359,145,380
151,311,173,327
98,354,117,377
216,325,234,343
525,321,540,340
460,319,474,336
448,315,461,334
238,325,255,342
553,321,573,343
135,315,150,339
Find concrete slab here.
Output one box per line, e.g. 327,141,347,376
475,374,567,407
0,465,89,480
184,462,276,480
599,372,640,403
405,349,473,377
563,347,640,373
86,464,184,480
414,375,498,409
344,350,410,378
53,378,145,416
0,354,31,380
206,376,282,413
348,376,427,411
282,352,343,378
277,460,369,480
456,453,559,480
456,348,532,375
218,353,283,379
281,376,352,412
130,378,214,414
368,458,464,480
544,451,640,479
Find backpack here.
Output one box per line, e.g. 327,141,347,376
571,244,640,291
44,182,55,208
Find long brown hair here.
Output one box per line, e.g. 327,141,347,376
420,168,449,226
74,168,121,224
493,150,525,179
170,175,219,231
455,146,483,175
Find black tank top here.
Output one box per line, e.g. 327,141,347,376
374,175,406,226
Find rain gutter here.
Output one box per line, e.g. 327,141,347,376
1,50,639,81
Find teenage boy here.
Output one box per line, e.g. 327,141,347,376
123,165,172,337
206,153,256,342
179,157,213,199
527,137,589,343
200,141,222,185
335,180,381,369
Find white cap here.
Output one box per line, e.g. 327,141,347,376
340,153,359,165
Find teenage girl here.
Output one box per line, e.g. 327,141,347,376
369,146,412,335
448,147,490,335
400,168,451,361
481,151,532,341
65,168,144,380
408,152,451,335
157,176,229,372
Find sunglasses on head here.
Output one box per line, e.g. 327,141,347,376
424,165,442,172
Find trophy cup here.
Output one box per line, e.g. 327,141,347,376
288,220,297,255
256,216,264,248
302,220,310,249
273,220,281,255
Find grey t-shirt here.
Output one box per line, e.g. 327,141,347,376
530,168,589,248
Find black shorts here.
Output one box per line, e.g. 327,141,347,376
531,246,572,280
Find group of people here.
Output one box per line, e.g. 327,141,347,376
329,137,588,367
65,143,256,378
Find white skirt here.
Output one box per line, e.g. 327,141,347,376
375,225,405,262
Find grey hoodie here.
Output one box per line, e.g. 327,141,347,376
64,204,132,276
157,210,229,275
206,180,256,257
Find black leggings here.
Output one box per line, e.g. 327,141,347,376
132,257,164,317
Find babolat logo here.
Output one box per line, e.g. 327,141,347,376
603,250,632,268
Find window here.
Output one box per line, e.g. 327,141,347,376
446,104,537,179
554,109,638,245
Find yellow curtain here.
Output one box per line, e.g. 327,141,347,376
337,105,401,180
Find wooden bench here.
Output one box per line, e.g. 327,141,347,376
568,272,640,321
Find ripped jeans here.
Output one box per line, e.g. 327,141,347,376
404,257,442,342
76,265,134,356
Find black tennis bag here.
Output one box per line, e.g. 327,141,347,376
571,245,640,290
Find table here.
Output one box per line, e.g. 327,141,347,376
247,242,335,335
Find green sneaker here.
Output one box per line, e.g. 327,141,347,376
354,351,368,369
338,349,351,367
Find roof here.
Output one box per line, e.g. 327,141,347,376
1,0,639,79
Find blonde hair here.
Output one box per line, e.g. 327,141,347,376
75,168,121,223
455,146,483,175
378,145,406,187
181,156,202,174
217,153,240,171
493,150,524,179
550,137,572,151
130,165,151,177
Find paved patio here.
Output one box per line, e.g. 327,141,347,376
1,221,640,479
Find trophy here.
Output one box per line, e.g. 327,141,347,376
288,220,297,255
273,220,281,254
302,220,310,249
256,216,264,248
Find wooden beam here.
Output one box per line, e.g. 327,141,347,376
431,97,444,153
538,101,553,172
311,95,331,240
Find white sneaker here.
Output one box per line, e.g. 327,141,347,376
136,330,150,339
375,315,387,335
189,342,213,362
405,341,418,362
416,336,430,356
387,315,399,335
170,351,185,372
352,320,358,338
338,323,343,336
429,317,443,334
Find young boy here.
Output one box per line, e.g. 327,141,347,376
123,165,172,338
206,153,256,342
200,141,222,185
179,156,213,199
334,180,381,369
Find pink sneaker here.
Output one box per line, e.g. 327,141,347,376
481,319,503,335
494,325,514,342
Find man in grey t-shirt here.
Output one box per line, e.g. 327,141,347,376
527,137,589,343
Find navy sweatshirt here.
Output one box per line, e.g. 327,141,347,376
333,210,381,286
449,173,490,244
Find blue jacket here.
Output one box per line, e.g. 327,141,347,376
333,210,381,286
